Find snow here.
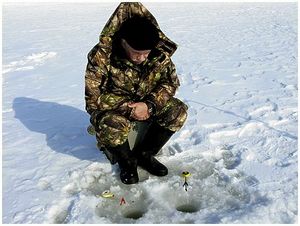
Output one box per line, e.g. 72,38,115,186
3,52,57,74
2,2,298,224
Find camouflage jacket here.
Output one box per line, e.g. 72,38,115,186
85,2,180,125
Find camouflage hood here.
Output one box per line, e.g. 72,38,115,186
99,2,177,58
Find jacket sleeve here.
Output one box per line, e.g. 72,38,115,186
145,59,180,114
85,45,130,125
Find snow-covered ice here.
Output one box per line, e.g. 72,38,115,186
2,2,297,224
3,52,57,74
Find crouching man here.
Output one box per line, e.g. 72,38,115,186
85,2,188,184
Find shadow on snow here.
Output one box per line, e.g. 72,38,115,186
13,97,105,161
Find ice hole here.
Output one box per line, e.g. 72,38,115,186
123,210,145,220
176,203,200,213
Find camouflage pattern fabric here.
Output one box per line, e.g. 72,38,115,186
96,97,187,148
85,2,188,148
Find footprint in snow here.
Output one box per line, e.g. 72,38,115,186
3,52,57,74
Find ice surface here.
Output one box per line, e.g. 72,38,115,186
2,2,297,224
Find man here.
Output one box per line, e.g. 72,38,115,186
85,2,188,184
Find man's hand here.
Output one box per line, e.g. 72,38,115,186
128,102,150,121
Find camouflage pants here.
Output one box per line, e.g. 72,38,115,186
96,97,188,148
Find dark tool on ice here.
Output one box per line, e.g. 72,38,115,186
182,171,191,192
183,181,189,191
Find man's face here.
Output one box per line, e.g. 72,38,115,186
121,39,151,65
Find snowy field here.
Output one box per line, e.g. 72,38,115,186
2,2,298,224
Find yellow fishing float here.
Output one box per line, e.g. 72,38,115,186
98,190,114,198
182,171,191,178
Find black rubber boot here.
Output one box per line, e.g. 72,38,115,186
108,141,139,184
133,122,174,176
